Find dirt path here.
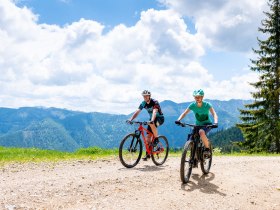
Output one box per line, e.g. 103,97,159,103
0,156,280,210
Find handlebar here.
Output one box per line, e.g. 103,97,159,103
126,120,152,125
175,121,218,128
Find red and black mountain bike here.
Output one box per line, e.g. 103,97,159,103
119,121,169,168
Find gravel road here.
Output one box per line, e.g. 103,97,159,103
1,156,280,210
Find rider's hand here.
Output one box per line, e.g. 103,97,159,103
148,120,154,125
126,119,133,125
212,123,218,128
175,120,181,125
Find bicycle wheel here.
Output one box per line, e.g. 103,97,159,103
180,141,194,183
200,143,213,174
119,133,142,168
151,135,169,166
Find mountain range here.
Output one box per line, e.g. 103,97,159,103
0,99,251,152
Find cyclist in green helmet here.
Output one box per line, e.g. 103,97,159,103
175,89,218,157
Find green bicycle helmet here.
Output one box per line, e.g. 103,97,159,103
193,89,204,97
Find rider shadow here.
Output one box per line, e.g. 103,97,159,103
181,172,226,196
118,164,165,172
132,164,166,172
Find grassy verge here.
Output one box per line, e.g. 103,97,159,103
168,147,280,157
0,146,118,166
214,152,280,156
211,147,280,156
1,146,279,166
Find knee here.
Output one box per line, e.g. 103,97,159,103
150,124,156,129
199,129,206,136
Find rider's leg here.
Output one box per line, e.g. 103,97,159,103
146,133,153,145
149,124,158,139
199,129,209,148
146,124,154,145
199,129,212,158
151,117,164,146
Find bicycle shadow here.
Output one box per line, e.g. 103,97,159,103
134,164,166,172
181,172,226,196
118,164,166,172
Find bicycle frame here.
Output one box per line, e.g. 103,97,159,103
135,123,155,155
189,133,204,166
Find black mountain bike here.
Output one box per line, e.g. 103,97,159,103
175,121,217,183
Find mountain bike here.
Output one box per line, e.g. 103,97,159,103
119,121,169,168
175,121,217,183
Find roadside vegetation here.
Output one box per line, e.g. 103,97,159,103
1,146,279,166
168,147,280,157
0,146,118,165
237,0,280,153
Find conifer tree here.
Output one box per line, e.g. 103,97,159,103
237,0,280,153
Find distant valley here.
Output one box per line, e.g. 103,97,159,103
0,99,250,151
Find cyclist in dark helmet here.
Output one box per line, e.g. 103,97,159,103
175,89,218,157
127,90,164,160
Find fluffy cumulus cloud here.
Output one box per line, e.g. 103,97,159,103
0,0,260,114
160,0,268,51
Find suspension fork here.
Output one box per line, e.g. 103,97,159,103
190,138,198,165
197,139,204,161
129,130,141,151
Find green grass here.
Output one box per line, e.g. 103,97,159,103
217,152,280,156
0,146,118,166
168,147,280,157
0,146,279,166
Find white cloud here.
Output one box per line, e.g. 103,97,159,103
159,0,268,52
0,0,259,114
206,72,258,100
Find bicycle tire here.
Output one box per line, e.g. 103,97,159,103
119,133,142,168
151,135,169,166
200,143,213,174
180,141,194,183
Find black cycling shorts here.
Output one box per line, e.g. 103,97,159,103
147,116,164,134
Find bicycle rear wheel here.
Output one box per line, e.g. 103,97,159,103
180,141,194,183
119,133,142,168
200,143,213,174
151,135,169,166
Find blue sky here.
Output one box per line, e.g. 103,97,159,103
16,0,163,27
0,0,268,113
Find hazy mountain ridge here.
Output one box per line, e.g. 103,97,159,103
0,99,251,151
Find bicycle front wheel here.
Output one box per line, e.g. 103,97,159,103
151,135,169,166
119,133,142,168
180,141,194,183
200,144,212,174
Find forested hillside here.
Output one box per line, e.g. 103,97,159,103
0,99,250,151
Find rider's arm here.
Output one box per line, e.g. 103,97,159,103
151,109,158,122
177,108,191,121
210,107,218,124
129,109,141,121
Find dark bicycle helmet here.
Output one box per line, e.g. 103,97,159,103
142,90,151,96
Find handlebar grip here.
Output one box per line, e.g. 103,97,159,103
126,120,133,125
211,124,218,128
